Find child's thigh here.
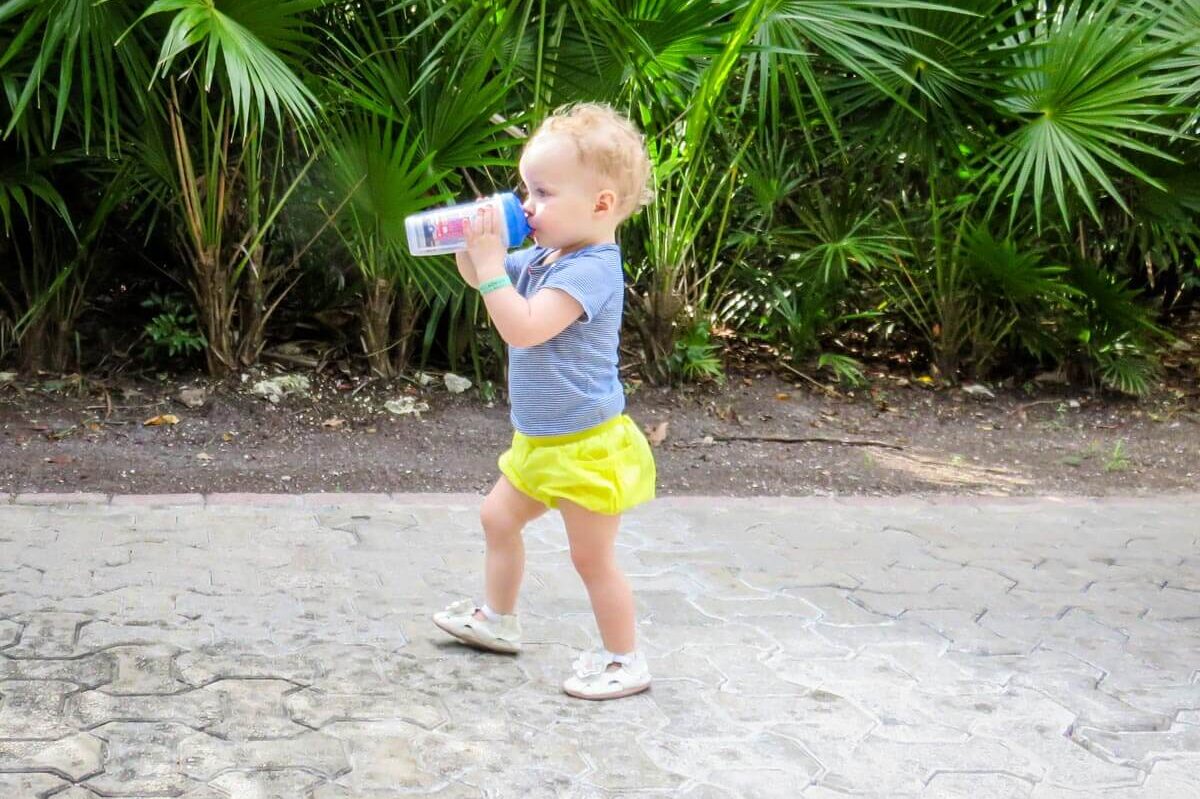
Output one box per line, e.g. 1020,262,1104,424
481,475,548,530
559,500,621,564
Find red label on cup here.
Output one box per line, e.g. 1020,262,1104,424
434,216,467,242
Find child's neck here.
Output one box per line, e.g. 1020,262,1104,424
546,227,618,264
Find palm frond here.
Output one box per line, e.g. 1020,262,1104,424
959,225,1073,305
323,112,453,294
985,0,1183,228
138,0,325,128
0,0,150,151
781,185,905,283
838,0,1031,164
325,5,522,175
1145,0,1200,127
0,152,72,236
747,0,972,145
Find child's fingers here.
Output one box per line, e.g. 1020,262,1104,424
476,205,496,237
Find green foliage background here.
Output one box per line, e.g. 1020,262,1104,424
1,0,1197,394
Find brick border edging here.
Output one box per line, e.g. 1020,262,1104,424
4,491,1199,507
2,491,485,507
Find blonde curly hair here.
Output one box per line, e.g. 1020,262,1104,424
527,102,655,221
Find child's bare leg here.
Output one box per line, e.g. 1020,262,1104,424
480,476,546,616
560,499,635,654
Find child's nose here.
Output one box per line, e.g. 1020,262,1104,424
521,197,534,214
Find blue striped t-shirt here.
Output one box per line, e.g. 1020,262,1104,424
502,243,626,436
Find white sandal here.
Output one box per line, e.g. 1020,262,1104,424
562,649,651,700
432,599,522,654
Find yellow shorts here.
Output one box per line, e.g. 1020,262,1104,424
499,414,656,516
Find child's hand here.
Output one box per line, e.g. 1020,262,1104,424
464,203,506,279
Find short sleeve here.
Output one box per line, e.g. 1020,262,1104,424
540,249,622,323
504,246,542,283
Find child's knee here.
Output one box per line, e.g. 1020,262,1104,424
480,494,520,538
570,548,613,581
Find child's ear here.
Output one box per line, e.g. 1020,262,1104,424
594,189,617,216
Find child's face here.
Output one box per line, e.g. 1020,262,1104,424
518,134,616,253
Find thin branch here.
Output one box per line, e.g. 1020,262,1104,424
706,434,903,449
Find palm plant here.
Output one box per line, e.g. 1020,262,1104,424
625,127,744,384
126,0,328,375
0,0,146,370
321,3,521,378
323,112,446,378
879,204,1077,381
1064,261,1166,395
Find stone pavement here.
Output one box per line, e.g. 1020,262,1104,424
0,492,1198,799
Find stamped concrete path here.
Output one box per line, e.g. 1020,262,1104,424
0,492,1197,798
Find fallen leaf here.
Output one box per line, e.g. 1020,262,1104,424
196,452,213,462
714,404,741,424
644,421,669,446
322,417,346,430
775,392,791,401
143,414,180,427
961,383,996,399
222,432,236,442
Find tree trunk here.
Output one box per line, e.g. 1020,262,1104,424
361,278,396,378
236,243,267,368
15,311,74,373
628,285,684,385
193,249,235,377
391,286,419,376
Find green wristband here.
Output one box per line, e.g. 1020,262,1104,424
479,275,511,295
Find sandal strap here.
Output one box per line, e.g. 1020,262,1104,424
445,598,478,615
572,649,615,678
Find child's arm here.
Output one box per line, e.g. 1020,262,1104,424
455,251,479,289
465,206,583,348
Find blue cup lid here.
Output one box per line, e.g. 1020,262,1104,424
499,192,531,246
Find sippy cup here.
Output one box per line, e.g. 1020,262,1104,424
405,192,531,256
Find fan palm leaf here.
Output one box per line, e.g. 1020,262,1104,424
985,0,1183,228
136,0,325,128
0,0,150,151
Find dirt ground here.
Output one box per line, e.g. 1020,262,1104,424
2,362,1198,497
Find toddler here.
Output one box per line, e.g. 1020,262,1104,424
433,102,656,701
